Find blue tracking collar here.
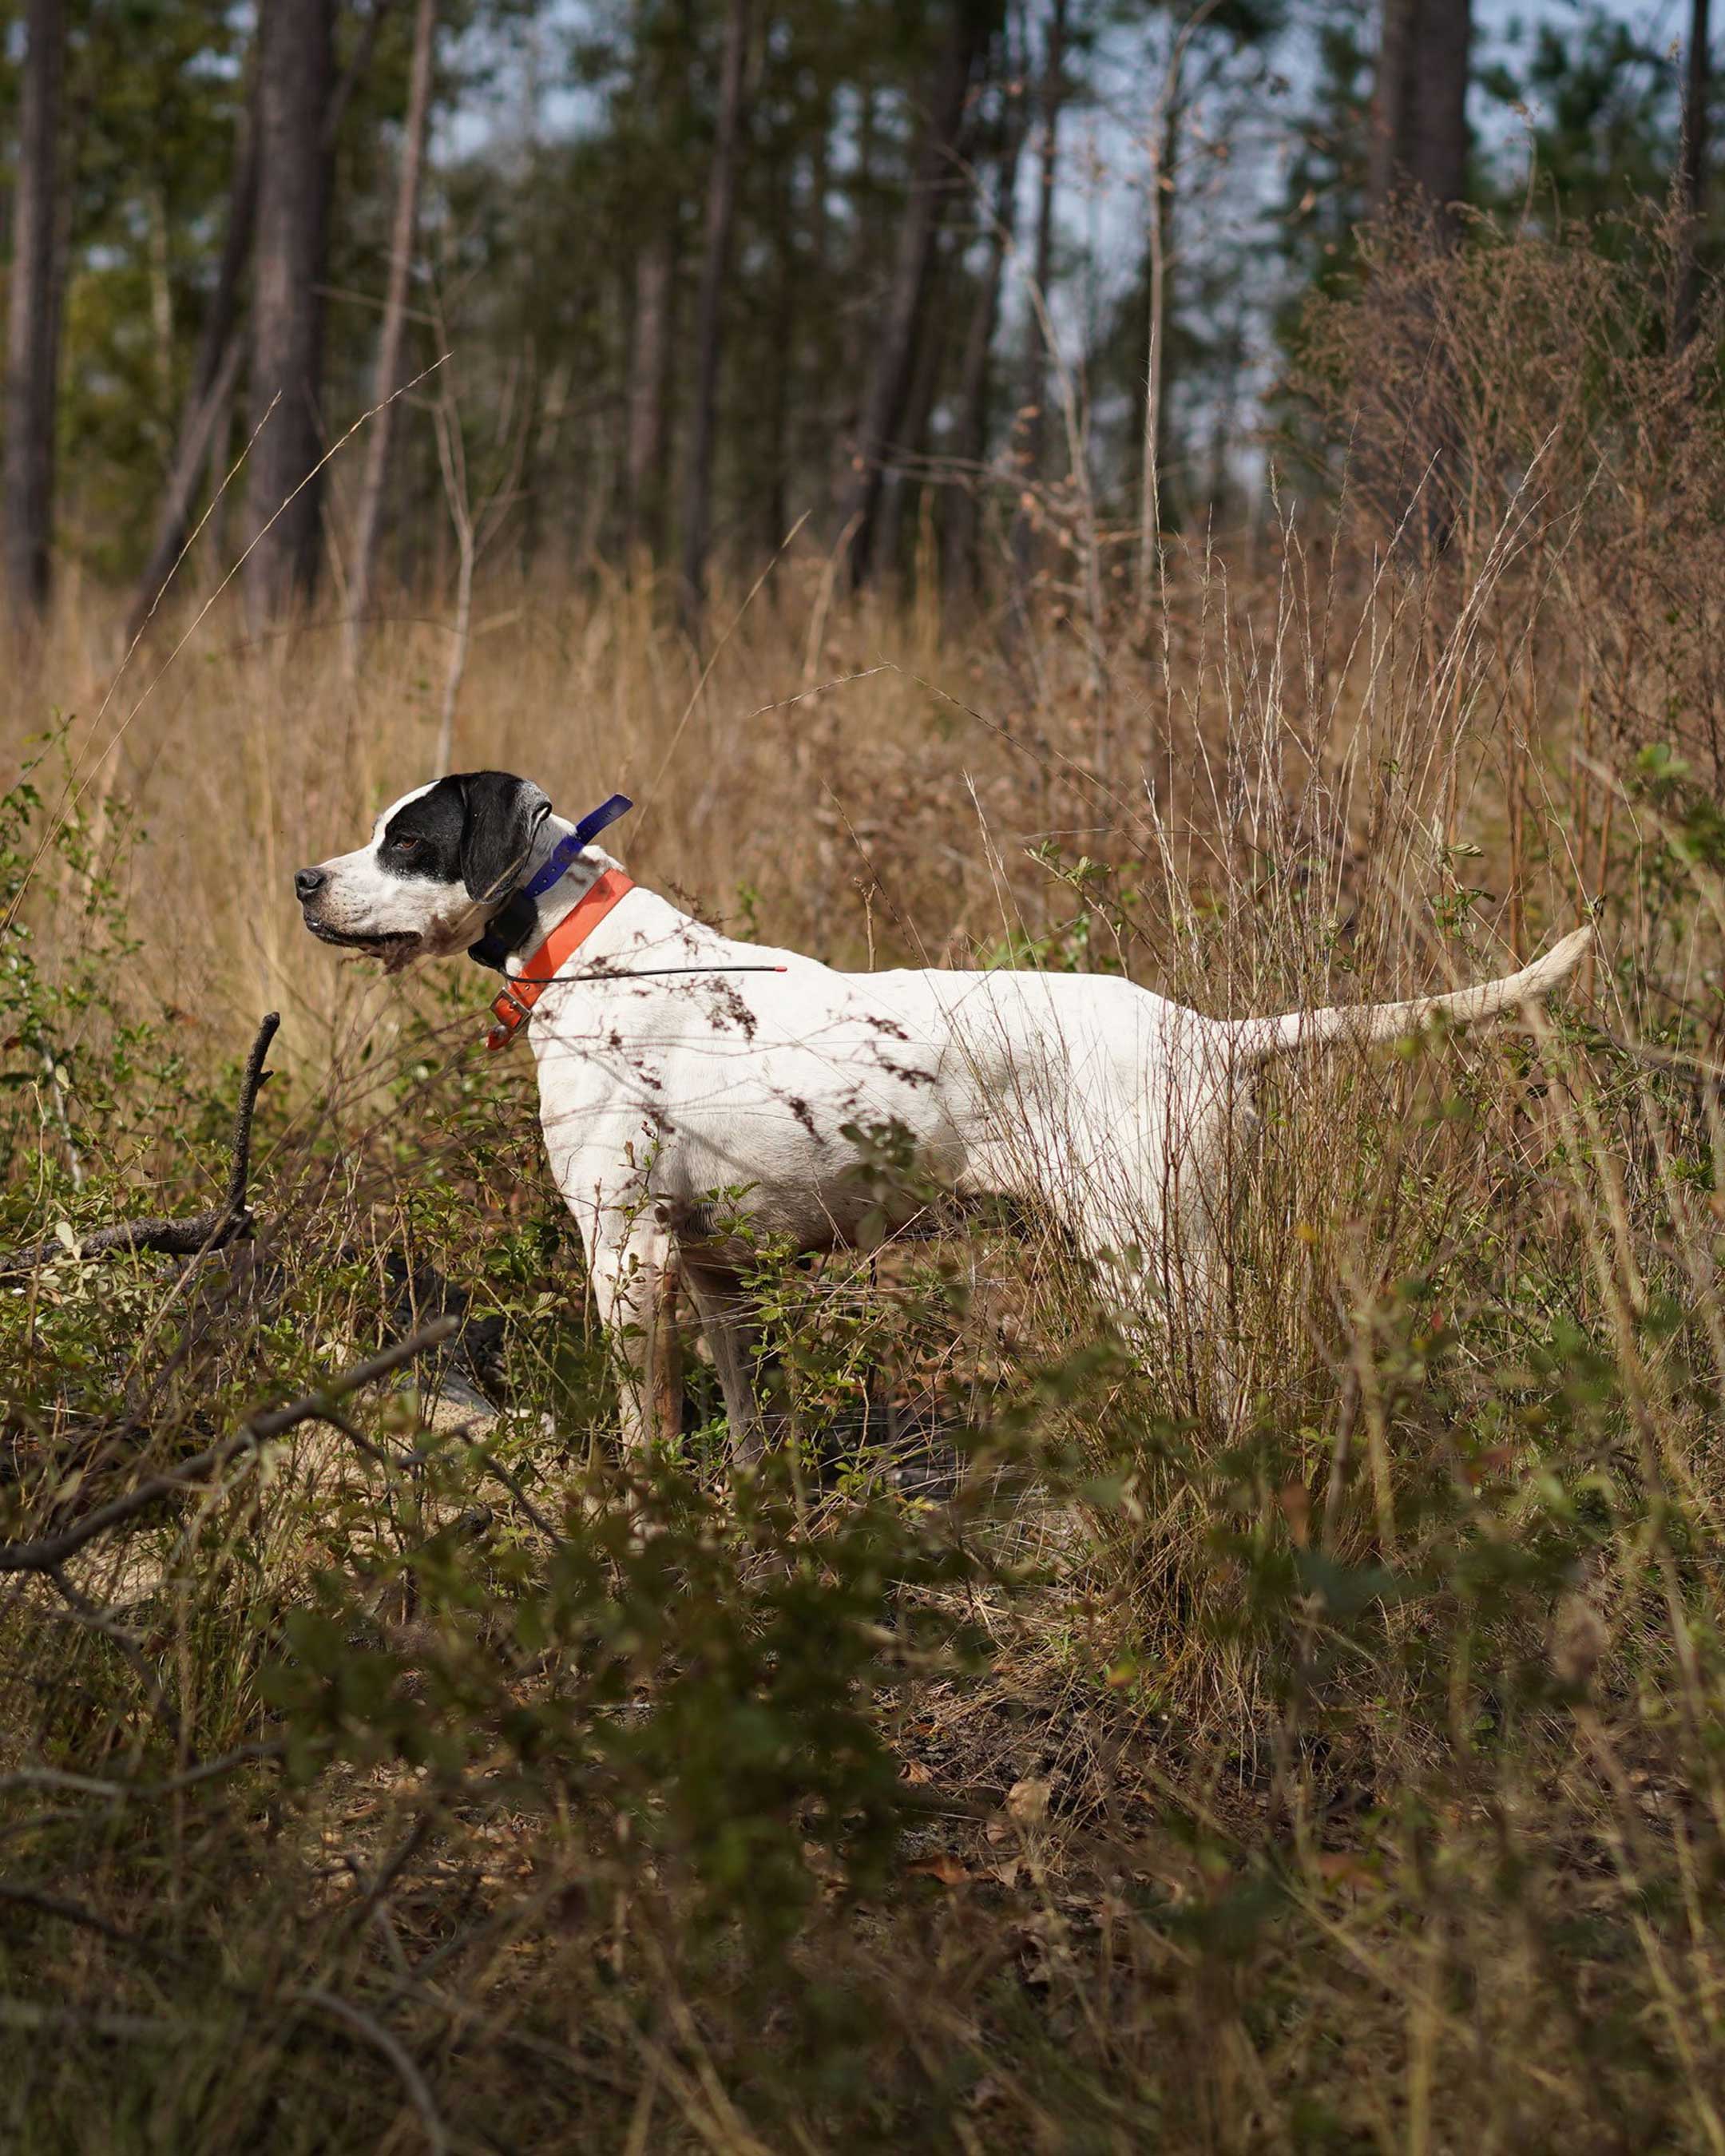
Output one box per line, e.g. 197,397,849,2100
522,791,633,900
468,791,633,974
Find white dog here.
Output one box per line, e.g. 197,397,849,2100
297,772,1591,1452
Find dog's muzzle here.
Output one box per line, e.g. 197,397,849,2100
294,864,418,958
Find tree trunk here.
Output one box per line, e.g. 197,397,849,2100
625,232,676,559
874,232,954,581
624,0,684,563
347,0,438,673
679,0,753,628
244,0,336,624
3,0,68,624
1011,0,1066,591
204,362,240,565
1204,298,1244,516
761,140,795,560
1366,0,1473,556
327,0,399,147
944,91,1025,595
1678,0,1712,350
1136,26,1190,618
147,189,174,403
838,0,999,589
1367,0,1471,238
126,77,260,645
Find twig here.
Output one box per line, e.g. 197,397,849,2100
473,1449,561,1541
0,1740,297,1801
0,1880,140,1948
1,1012,280,1275
323,1405,420,1473
350,1815,435,1929
0,1319,458,1575
298,1986,450,2155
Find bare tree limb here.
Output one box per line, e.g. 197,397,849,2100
126,331,248,649
0,1880,141,1948
298,1986,450,2154
0,1740,297,1801
346,0,438,676
473,1449,561,1541
125,65,260,649
1676,0,1713,351
326,0,400,149
0,1318,458,1575
1,1012,279,1276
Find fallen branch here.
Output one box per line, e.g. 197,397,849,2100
1,1011,280,1276
0,1318,458,1575
297,1986,450,2155
0,1739,299,1801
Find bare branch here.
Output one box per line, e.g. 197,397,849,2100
0,1740,296,1801
299,1986,450,2154
326,0,400,149
1,1012,280,1276
0,1318,458,1575
473,1448,561,1541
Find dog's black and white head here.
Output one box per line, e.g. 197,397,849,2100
295,771,549,971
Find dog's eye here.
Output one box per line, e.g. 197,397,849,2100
395,834,420,855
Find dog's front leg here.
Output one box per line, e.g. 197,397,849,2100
588,1226,683,1457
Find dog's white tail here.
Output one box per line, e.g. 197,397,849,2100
1221,924,1592,1068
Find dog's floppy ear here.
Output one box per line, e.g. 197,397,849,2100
456,771,551,904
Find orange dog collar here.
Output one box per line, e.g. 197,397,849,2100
486,868,635,1051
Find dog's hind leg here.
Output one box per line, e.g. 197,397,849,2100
1065,1146,1240,1412
681,1255,764,1467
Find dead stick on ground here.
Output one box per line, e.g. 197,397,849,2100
0,1318,458,1575
1,1011,280,1275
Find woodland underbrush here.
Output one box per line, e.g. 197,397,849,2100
4,221,1725,2150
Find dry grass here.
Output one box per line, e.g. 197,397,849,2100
4,216,1725,2150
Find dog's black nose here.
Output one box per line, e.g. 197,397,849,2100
294,866,327,902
